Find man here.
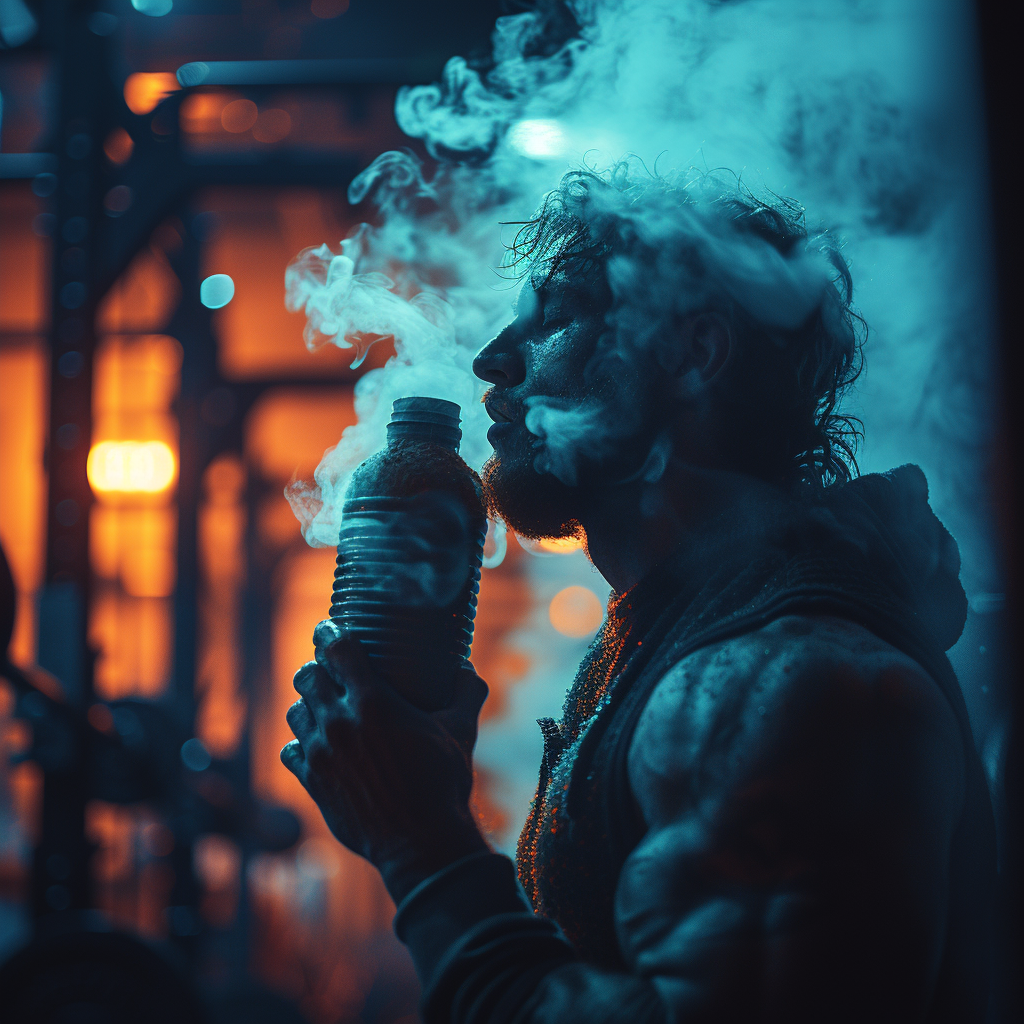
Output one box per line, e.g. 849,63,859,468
281,167,995,1023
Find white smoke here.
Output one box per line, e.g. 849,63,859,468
285,0,996,597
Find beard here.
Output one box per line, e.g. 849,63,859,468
481,365,667,540
481,429,588,541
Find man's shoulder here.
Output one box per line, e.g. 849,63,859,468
633,612,944,748
627,613,964,827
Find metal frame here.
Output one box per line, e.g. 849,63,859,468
3,0,408,982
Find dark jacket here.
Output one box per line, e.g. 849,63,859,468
395,466,996,1024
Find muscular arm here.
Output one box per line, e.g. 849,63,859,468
401,616,964,1024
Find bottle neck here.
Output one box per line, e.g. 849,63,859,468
386,397,462,451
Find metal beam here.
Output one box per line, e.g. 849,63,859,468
176,57,433,88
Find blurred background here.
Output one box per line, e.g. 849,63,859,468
0,2,1019,1023
0,3,613,1021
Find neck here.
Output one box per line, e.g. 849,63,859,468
579,463,787,595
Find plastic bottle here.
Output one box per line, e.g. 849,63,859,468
329,397,487,711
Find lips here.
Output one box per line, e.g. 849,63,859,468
483,392,520,448
483,393,519,425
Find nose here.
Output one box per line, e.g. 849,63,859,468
473,324,525,387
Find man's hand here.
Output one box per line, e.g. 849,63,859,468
281,619,491,902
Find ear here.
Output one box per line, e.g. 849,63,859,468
672,312,732,394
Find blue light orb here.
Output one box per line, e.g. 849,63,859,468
131,0,173,17
200,274,235,309
180,738,211,772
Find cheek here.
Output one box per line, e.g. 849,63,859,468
526,324,600,394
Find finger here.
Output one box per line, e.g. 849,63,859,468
293,661,342,721
293,660,317,688
280,739,307,781
312,618,342,654
285,698,317,745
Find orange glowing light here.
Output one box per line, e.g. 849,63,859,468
221,98,258,133
103,126,134,165
123,72,180,116
252,108,292,143
538,536,583,553
180,92,229,133
88,441,177,494
548,585,604,638
518,534,584,555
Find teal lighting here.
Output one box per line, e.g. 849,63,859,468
200,274,235,309
131,0,173,17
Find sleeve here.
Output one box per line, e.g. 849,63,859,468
393,851,665,1024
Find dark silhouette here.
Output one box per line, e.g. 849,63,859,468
282,167,995,1023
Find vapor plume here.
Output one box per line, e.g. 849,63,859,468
285,0,996,596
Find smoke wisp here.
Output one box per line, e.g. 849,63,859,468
285,0,995,594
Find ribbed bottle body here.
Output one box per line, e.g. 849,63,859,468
329,400,486,711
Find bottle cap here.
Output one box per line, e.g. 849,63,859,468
386,397,462,451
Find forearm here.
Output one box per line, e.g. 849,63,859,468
394,852,665,1024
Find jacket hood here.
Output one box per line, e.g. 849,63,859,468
818,464,968,651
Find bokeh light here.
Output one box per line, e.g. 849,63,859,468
103,127,134,165
252,108,293,144
180,738,212,772
131,0,173,16
221,98,258,134
179,92,229,134
87,440,177,494
123,72,179,115
103,185,133,216
200,274,235,309
548,585,604,638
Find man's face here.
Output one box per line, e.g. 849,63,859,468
473,266,625,538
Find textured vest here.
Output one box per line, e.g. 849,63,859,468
516,546,995,1021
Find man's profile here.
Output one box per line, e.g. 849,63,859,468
281,165,995,1023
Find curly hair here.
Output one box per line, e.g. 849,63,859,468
502,161,864,489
